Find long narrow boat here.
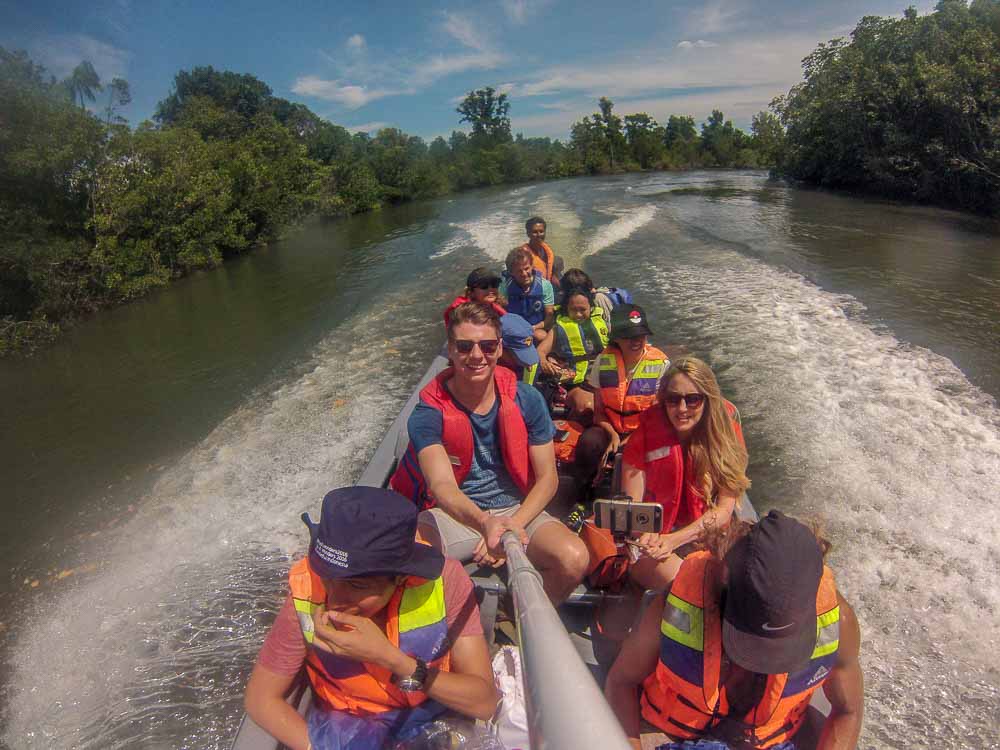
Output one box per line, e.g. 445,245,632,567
230,346,829,750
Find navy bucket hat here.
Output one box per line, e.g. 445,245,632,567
301,486,445,581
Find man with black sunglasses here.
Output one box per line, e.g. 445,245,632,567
390,302,589,604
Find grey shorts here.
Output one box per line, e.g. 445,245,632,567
418,505,560,562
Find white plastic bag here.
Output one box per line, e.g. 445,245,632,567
490,646,531,750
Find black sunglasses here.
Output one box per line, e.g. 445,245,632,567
472,281,500,290
453,338,501,355
664,392,706,408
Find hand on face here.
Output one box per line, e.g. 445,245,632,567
313,608,398,669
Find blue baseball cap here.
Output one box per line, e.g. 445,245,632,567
301,487,444,580
501,314,540,368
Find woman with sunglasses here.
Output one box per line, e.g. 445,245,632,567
442,267,507,326
621,356,750,589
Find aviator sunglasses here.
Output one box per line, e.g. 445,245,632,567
472,281,500,290
453,338,501,355
664,392,706,408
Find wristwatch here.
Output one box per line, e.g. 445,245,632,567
393,657,428,692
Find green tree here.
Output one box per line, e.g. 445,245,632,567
624,113,664,168
597,97,626,170
63,61,102,109
664,115,699,167
774,1,1000,213
103,77,131,126
456,87,512,145
750,110,784,166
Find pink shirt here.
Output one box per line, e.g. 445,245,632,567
257,558,484,676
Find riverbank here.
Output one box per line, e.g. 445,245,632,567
2,51,778,357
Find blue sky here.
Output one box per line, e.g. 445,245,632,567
2,0,934,140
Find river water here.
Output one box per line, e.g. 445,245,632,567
1,171,998,749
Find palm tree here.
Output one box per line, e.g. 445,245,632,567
63,61,102,110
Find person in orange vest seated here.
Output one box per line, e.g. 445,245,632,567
573,303,670,491
244,486,498,750
521,216,562,288
605,511,864,750
622,356,750,590
442,267,507,327
390,301,589,604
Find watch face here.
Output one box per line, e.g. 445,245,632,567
396,676,423,692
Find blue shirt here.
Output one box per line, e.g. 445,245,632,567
407,382,555,510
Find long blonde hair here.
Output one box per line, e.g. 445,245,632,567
657,356,751,503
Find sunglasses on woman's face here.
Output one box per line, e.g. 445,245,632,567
664,392,706,408
453,338,501,355
472,281,500,290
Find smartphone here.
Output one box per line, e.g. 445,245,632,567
593,497,663,535
554,428,570,442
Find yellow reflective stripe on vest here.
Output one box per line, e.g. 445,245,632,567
399,577,446,633
599,354,618,372
556,317,589,383
293,597,322,644
812,606,841,659
661,593,704,651
524,362,538,385
639,359,667,378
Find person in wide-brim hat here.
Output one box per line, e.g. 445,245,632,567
244,486,498,749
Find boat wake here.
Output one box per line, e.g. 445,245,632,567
1,317,425,750
582,205,657,258
643,234,1000,749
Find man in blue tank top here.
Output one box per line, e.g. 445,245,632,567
499,246,554,343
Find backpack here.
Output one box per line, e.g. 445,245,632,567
598,287,633,307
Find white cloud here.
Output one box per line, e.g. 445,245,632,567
678,39,719,49
291,76,403,108
503,0,530,24
345,121,389,133
442,12,486,51
685,0,743,35
294,12,506,110
411,51,507,85
517,31,817,99
32,34,130,82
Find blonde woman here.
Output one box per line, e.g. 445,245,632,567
621,356,749,589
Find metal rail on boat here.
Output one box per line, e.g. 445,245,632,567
502,532,632,750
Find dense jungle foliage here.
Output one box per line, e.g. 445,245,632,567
5,0,997,354
772,0,1000,213
0,49,777,354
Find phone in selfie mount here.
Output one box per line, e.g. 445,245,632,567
593,495,663,536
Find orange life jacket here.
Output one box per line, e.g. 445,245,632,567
641,552,841,747
630,402,744,530
521,241,555,283
288,558,452,715
596,344,669,435
552,418,584,463
390,365,533,508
